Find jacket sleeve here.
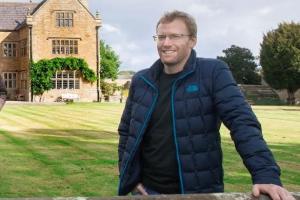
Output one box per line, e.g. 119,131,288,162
212,60,282,186
0,76,7,111
118,77,134,172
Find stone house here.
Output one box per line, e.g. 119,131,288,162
0,0,101,102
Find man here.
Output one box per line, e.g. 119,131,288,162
0,76,7,111
118,10,295,200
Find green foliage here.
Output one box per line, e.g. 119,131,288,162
31,57,97,96
218,45,261,84
260,22,300,104
100,40,120,81
100,80,120,97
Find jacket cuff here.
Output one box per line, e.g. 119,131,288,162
252,175,282,186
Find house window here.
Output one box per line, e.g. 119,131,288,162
56,12,73,27
52,39,78,55
52,70,80,89
20,40,27,57
3,42,17,57
2,72,17,89
20,71,27,89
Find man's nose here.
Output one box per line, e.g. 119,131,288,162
161,37,172,46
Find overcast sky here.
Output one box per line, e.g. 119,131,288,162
3,0,300,71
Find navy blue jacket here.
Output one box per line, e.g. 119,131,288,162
118,50,281,195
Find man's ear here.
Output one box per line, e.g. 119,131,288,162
189,36,197,48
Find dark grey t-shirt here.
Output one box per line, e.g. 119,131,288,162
141,70,182,194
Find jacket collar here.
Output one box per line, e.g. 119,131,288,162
143,49,197,83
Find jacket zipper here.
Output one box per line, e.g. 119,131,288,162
171,71,194,194
118,75,158,195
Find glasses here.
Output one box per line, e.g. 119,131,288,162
153,34,192,42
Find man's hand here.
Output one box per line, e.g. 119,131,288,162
252,184,295,200
133,183,148,195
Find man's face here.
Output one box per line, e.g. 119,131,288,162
156,19,196,71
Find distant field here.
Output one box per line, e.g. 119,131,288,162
0,103,299,197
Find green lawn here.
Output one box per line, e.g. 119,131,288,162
0,103,299,197
221,106,300,192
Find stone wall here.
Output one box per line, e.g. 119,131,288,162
275,89,300,104
261,79,300,104
0,31,21,100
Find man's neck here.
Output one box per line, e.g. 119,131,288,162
163,64,184,74
163,58,189,74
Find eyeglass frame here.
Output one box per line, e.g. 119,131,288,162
153,33,193,42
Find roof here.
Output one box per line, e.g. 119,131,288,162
117,74,133,80
0,2,39,31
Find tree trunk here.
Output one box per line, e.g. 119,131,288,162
287,89,295,105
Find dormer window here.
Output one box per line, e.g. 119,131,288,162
56,11,74,27
3,42,17,57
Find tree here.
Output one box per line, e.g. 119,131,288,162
217,45,261,84
260,22,300,105
100,40,121,80
100,80,120,101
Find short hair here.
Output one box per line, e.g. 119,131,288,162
156,10,197,38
